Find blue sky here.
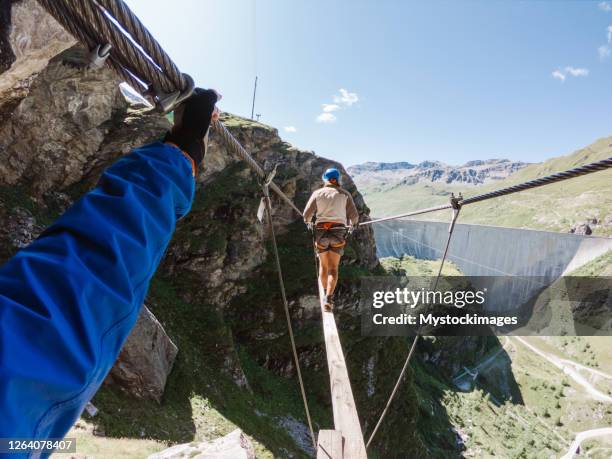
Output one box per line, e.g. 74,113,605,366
125,0,612,167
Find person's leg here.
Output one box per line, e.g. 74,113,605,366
326,251,342,297
319,251,330,292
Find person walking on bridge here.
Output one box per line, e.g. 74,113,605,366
303,168,359,311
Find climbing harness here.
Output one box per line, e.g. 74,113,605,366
31,0,612,453
260,167,317,450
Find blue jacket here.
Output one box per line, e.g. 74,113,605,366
0,142,195,458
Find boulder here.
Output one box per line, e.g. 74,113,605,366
105,306,178,403
147,429,256,459
569,222,592,236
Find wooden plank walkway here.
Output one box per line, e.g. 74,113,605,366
318,282,367,458
316,430,343,458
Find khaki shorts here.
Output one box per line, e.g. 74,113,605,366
315,224,347,255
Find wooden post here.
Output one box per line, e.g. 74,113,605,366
319,283,368,458
317,430,343,459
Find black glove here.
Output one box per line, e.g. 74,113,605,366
164,88,219,167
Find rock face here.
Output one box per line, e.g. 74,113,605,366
105,306,179,403
148,429,255,459
0,0,75,95
0,46,131,196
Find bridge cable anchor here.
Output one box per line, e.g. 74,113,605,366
151,73,195,113
448,192,463,233
257,164,278,222
88,43,112,69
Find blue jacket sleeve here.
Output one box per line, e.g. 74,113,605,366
0,142,195,456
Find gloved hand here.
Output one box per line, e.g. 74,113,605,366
306,222,314,232
347,225,354,236
164,88,221,167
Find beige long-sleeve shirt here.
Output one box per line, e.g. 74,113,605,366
303,184,359,226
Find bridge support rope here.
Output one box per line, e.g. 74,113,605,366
366,200,462,448
261,177,317,450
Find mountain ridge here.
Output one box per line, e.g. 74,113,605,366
348,158,529,189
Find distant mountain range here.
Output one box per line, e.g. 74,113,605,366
348,159,528,190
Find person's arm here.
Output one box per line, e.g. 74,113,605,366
346,193,360,226
303,192,317,223
0,89,218,447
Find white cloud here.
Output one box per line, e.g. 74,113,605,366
315,88,359,124
283,126,297,133
333,88,359,107
607,25,612,42
564,66,589,77
599,2,612,12
552,67,589,82
599,44,611,59
316,113,337,123
552,70,566,82
322,103,340,112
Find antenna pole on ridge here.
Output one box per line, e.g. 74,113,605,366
251,76,258,120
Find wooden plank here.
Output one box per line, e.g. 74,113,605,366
317,429,343,459
318,282,368,459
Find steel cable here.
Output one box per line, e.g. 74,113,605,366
262,184,317,451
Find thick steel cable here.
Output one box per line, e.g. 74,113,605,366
39,0,148,91
262,184,317,451
65,0,170,92
360,157,612,227
460,157,612,205
366,206,461,449
97,0,186,91
212,121,304,217
38,0,305,204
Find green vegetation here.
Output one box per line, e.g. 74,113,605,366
569,250,612,276
380,255,463,276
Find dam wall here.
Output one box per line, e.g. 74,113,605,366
373,220,612,311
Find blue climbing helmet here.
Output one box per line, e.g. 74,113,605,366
322,167,341,183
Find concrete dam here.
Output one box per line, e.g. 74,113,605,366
373,220,612,317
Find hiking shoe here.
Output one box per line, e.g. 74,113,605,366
324,294,335,312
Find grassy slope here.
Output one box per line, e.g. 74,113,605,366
359,136,612,235
443,335,612,458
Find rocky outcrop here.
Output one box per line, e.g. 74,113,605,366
148,429,255,459
0,46,136,196
0,0,75,95
105,306,178,403
569,216,612,235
